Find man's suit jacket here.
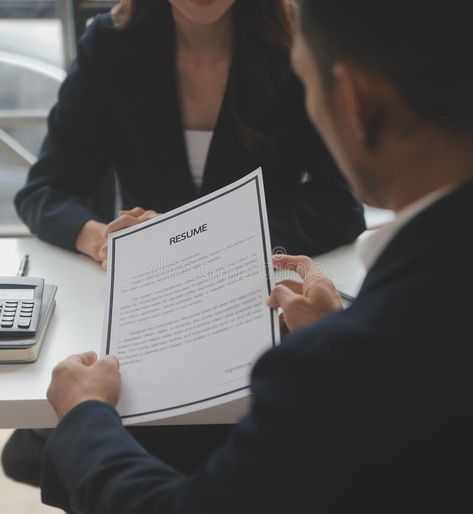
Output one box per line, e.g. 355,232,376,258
14,5,364,255
41,182,473,513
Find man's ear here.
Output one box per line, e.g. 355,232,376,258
333,63,387,150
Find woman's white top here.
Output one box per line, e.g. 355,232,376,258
184,130,213,191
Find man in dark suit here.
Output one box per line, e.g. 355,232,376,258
40,1,473,512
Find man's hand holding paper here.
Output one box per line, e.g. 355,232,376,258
268,254,343,333
47,352,121,421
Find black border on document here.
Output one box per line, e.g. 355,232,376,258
106,175,276,420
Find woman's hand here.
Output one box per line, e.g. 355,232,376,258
267,254,343,334
75,220,108,263
97,207,160,268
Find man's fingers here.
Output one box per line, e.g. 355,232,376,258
267,283,299,310
65,352,98,367
272,254,322,280
82,352,99,366
96,355,120,374
277,279,303,295
61,354,119,373
279,312,290,337
100,354,120,371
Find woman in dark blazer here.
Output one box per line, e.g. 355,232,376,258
4,0,365,491
14,0,364,265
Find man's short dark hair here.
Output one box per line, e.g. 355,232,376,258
299,1,473,133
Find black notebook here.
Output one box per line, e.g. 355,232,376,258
0,284,57,363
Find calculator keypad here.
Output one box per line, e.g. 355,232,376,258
0,301,36,330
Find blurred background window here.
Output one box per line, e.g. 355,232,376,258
0,0,119,236
0,0,66,235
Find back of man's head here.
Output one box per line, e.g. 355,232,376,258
299,1,473,134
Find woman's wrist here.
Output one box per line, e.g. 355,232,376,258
75,220,107,261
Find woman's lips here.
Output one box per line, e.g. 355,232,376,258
189,0,217,6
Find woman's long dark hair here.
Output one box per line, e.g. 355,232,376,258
113,0,294,150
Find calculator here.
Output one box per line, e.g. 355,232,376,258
0,277,44,339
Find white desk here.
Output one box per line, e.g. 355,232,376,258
0,237,366,428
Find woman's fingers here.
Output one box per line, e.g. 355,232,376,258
138,210,160,221
106,210,160,235
98,210,159,270
119,207,146,217
105,214,143,235
98,240,108,261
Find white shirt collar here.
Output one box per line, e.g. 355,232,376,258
357,186,454,270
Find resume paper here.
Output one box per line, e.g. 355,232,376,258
102,169,279,424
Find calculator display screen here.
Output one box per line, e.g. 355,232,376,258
0,288,34,300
